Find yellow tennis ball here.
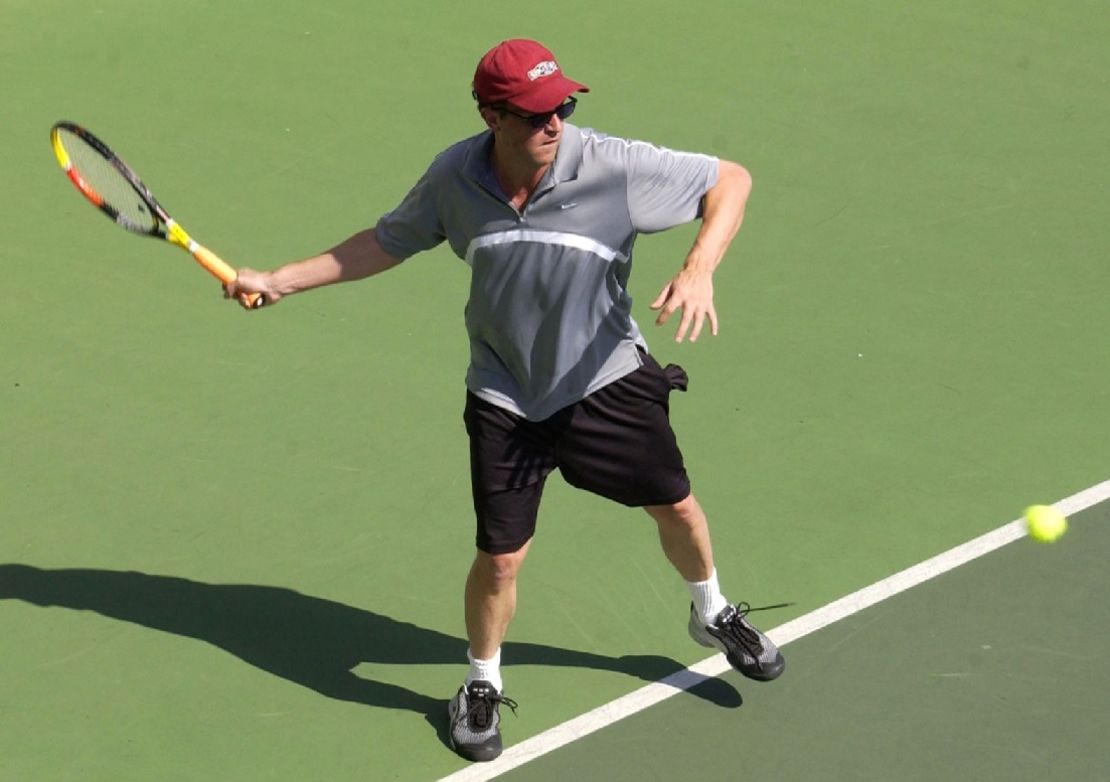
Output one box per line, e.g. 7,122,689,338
1024,505,1067,543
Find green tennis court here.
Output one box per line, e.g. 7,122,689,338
3,2,1108,781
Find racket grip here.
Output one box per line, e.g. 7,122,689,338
192,243,264,309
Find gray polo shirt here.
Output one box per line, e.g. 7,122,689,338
376,123,718,421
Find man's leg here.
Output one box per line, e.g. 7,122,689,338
454,394,550,762
644,493,713,583
645,493,786,682
464,540,532,667
449,542,530,763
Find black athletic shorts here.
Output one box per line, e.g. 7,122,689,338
463,353,692,554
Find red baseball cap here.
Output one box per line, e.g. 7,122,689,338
473,39,589,113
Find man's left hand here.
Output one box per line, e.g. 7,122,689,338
650,268,718,343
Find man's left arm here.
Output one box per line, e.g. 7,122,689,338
650,159,752,343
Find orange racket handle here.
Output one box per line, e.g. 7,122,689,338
192,243,264,309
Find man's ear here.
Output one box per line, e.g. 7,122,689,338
478,105,500,131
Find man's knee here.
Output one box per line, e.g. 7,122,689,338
646,493,703,529
471,542,530,587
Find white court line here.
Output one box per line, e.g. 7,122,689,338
439,480,1110,782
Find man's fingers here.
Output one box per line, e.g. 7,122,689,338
670,304,718,343
654,293,679,326
674,307,695,342
652,276,717,340
687,311,705,343
650,284,671,312
223,269,275,310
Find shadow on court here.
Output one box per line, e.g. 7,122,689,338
0,564,741,744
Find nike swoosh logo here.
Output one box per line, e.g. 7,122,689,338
559,202,578,210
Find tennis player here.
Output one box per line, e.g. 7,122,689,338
227,38,784,763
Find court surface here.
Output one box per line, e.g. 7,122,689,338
2,2,1108,781
491,495,1110,782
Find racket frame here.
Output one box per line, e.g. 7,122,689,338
50,121,262,308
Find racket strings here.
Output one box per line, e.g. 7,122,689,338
57,130,157,233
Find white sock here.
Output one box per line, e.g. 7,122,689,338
465,648,503,693
687,569,730,626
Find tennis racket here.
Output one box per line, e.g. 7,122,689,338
49,121,262,308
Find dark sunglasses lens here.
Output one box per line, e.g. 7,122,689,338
529,99,577,128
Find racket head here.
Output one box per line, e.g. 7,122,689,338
50,121,167,237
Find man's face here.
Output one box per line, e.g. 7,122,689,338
483,99,575,169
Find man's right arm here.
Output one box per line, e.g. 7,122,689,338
224,227,402,308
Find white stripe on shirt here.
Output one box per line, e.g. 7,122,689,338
465,229,629,266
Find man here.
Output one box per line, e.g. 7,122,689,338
226,38,784,763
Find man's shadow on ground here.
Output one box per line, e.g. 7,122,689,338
0,564,741,746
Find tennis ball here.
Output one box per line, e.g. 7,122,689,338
1023,504,1067,543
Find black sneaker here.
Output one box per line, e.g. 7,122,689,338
447,680,518,762
688,602,786,681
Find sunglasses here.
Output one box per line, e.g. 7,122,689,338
497,97,577,129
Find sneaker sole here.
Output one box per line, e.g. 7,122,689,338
449,737,502,763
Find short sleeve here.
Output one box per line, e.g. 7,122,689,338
626,142,719,234
374,164,447,260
